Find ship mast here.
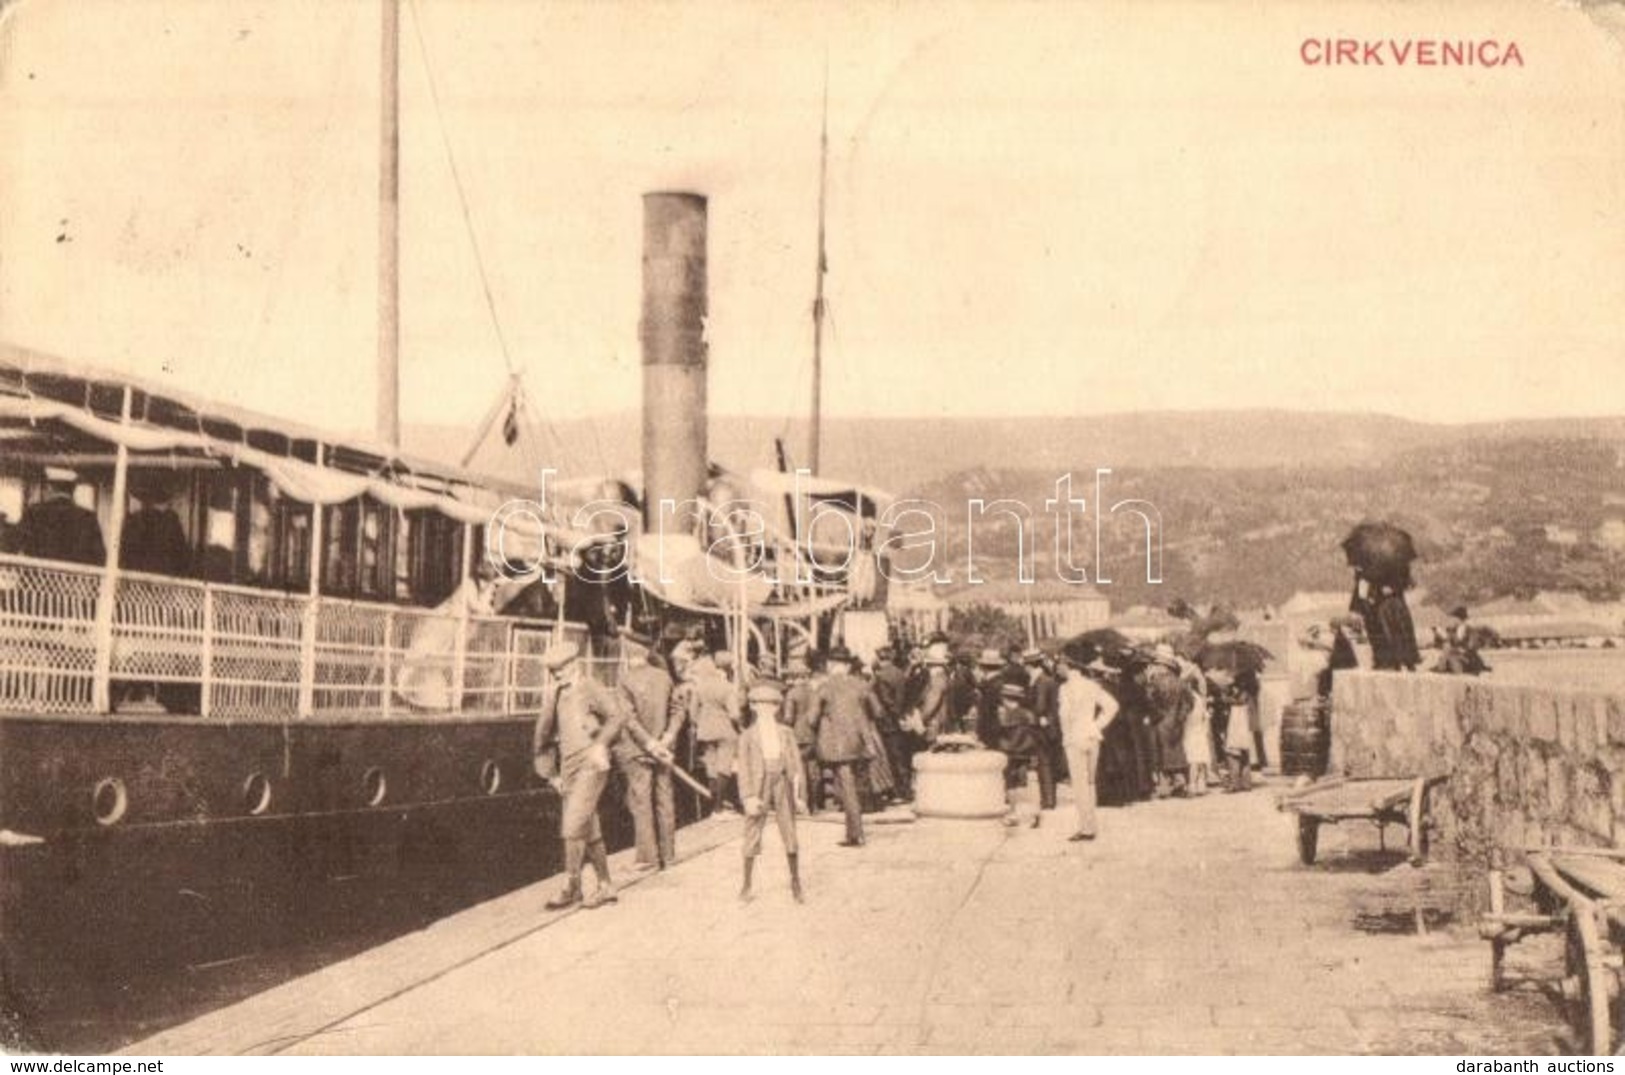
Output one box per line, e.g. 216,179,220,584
377,0,401,448
809,60,829,475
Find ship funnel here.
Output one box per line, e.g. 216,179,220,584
639,192,709,530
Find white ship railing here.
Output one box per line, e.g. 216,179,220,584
0,551,597,720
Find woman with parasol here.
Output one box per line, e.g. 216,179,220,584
1341,522,1421,672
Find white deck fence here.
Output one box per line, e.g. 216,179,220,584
0,552,601,719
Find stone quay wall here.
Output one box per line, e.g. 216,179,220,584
1330,671,1625,880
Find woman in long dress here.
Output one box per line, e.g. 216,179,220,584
1181,664,1213,795
396,567,499,710
1094,670,1141,806
1138,651,1189,797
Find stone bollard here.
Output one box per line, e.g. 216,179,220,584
913,738,1009,819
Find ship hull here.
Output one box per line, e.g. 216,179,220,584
0,713,681,1048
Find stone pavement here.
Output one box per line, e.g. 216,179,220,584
138,780,1571,1055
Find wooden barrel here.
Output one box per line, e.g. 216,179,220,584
1278,698,1330,777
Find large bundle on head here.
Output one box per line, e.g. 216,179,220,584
1340,521,1418,590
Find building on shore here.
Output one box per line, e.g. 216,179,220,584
941,578,1110,642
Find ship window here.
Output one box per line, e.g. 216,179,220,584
272,501,313,592
321,497,397,601
322,501,359,596
357,499,393,599
393,511,415,602
406,510,463,607
0,476,22,552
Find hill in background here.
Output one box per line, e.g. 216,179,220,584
410,411,1625,492
405,412,1625,610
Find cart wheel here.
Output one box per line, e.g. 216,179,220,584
1565,911,1617,1055
1297,816,1320,866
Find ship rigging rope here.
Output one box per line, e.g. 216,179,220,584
405,0,575,474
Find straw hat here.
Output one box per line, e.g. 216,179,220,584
748,683,785,704
542,640,579,671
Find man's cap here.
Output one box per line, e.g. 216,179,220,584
1021,647,1043,663
542,640,580,671
748,682,785,704
876,645,894,660
43,466,77,484
827,645,856,665
1000,682,1026,701
977,648,1004,668
1450,606,1469,620
130,471,181,503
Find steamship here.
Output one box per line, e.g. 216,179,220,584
0,6,890,1047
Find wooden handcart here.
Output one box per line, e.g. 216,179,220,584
1276,775,1447,867
1481,847,1625,1055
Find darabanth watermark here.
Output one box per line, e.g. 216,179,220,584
484,468,1164,589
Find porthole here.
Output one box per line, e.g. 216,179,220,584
362,767,388,807
479,759,502,796
92,778,128,826
242,772,273,816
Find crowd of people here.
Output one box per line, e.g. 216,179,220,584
529,625,1273,908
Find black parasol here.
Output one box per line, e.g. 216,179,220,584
1341,521,1418,588
1195,639,1274,675
1170,629,1208,661
1062,627,1139,668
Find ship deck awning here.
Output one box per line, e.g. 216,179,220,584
0,343,560,537
0,342,535,501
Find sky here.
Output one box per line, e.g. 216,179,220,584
1,0,1622,438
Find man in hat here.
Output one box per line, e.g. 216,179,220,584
670,651,742,814
782,656,823,814
738,681,806,903
912,639,952,743
1025,647,1063,808
948,649,980,735
811,646,882,847
614,631,679,871
996,680,1050,828
121,474,192,577
1434,605,1490,675
17,467,105,567
533,640,671,909
973,648,1006,747
1058,656,1120,841
869,645,912,800
1002,644,1032,692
